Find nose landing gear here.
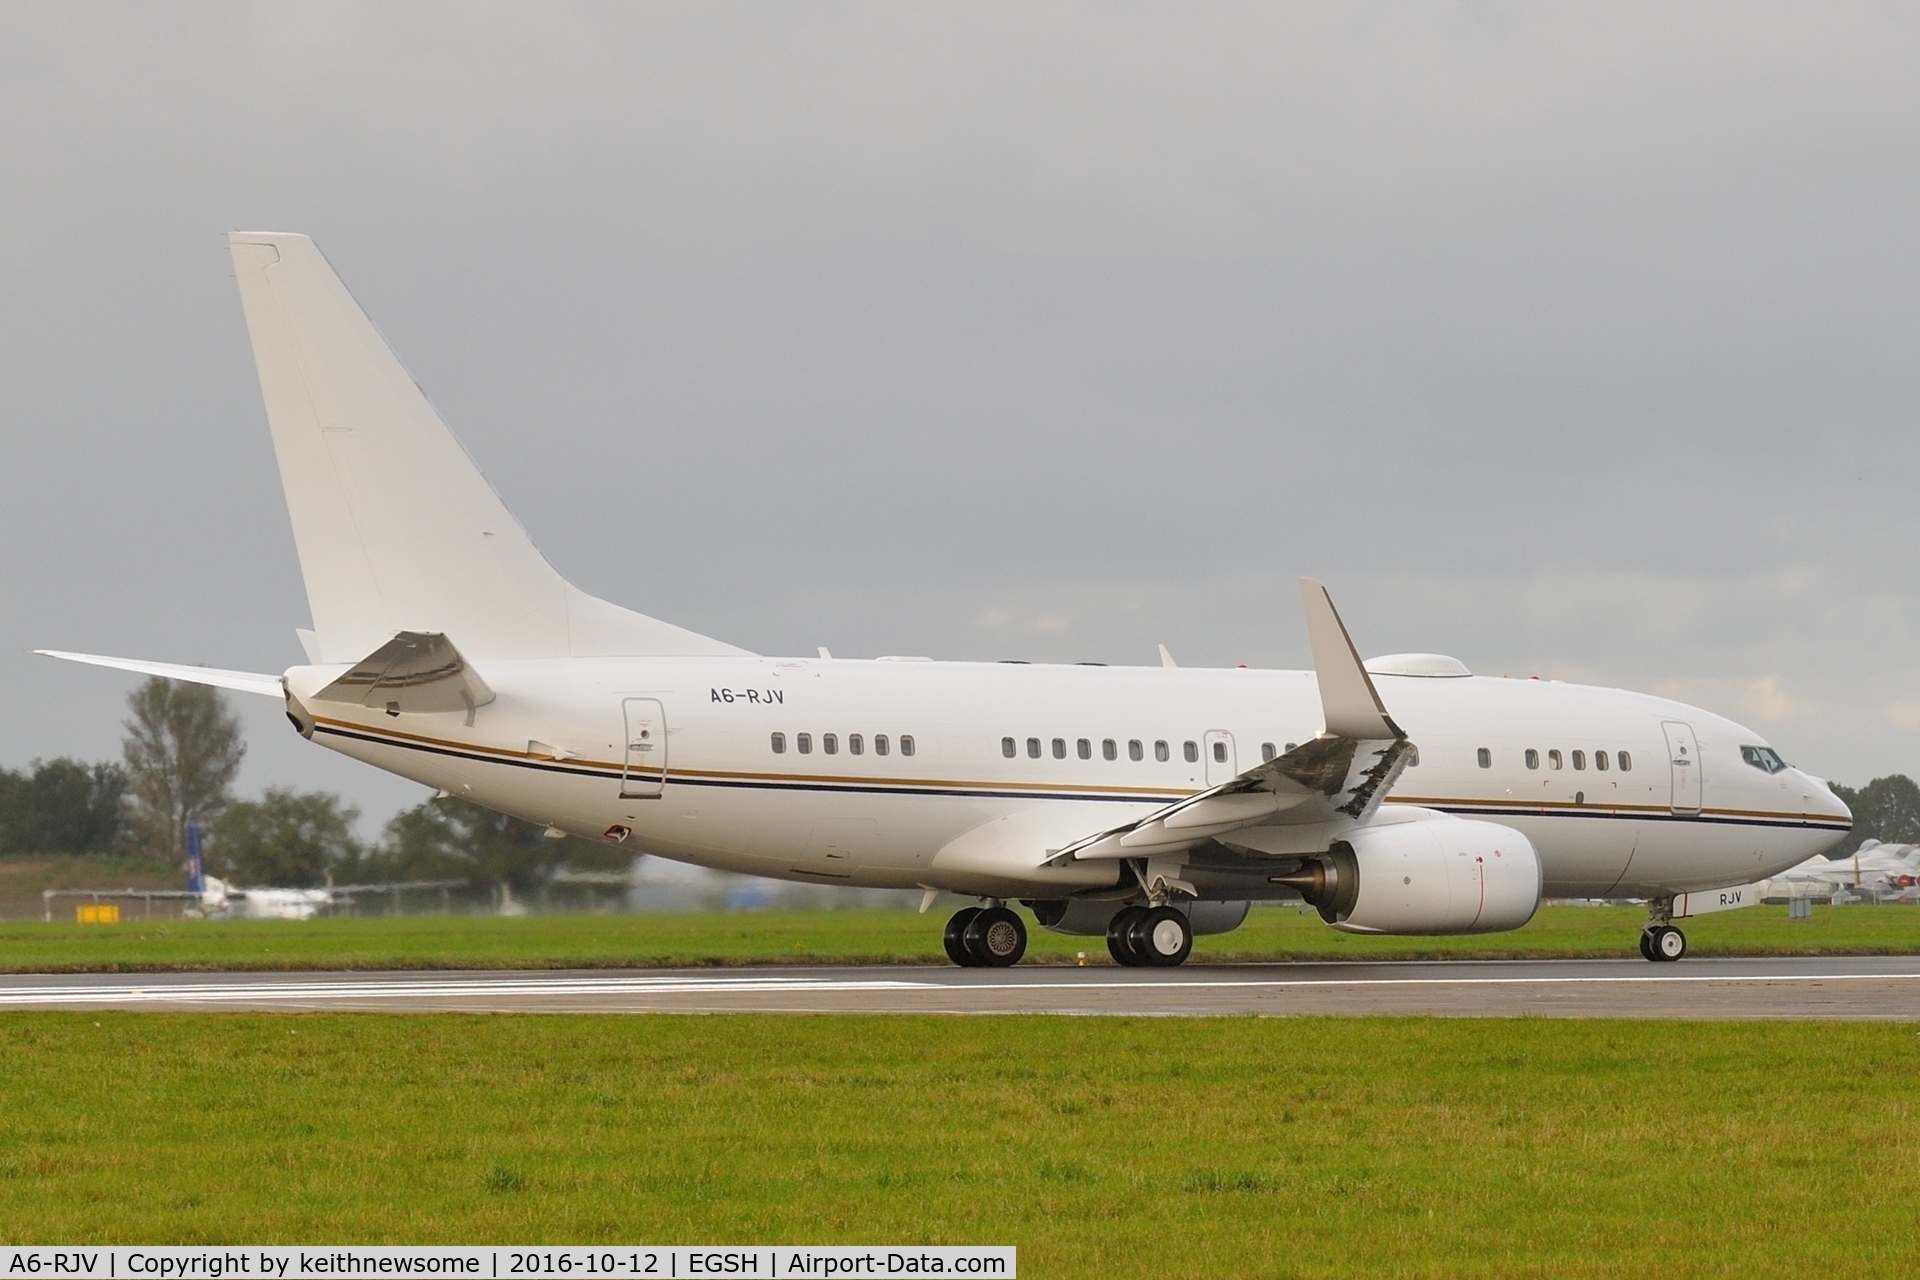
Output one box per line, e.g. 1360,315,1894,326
1639,925,1687,962
943,904,1028,967
1639,896,1687,961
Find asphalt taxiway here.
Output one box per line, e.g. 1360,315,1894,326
1,956,1917,1018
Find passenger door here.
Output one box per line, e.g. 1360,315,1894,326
1662,721,1701,815
1204,730,1237,787
621,698,667,798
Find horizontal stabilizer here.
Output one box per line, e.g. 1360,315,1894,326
314,631,493,716
35,651,284,698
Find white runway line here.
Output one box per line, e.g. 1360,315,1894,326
0,968,1915,1007
0,976,934,1006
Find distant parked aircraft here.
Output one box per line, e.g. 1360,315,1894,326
182,824,458,920
1763,840,1920,901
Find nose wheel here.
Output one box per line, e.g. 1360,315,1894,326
1639,925,1687,962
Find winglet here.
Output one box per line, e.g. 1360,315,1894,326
1298,579,1402,741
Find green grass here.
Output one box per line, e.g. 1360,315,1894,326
2,902,1917,972
0,1013,1915,1276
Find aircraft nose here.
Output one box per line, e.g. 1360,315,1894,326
1803,773,1853,824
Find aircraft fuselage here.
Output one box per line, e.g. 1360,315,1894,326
285,656,1850,903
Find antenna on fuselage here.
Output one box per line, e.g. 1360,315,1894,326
1158,644,1177,669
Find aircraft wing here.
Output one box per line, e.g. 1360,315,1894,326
1056,579,1412,862
35,650,284,697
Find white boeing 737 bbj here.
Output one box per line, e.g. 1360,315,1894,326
42,233,1852,967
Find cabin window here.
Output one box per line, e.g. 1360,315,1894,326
822,733,838,755
1572,750,1586,770
1616,751,1628,771
1548,749,1562,770
1027,737,1041,759
1741,745,1787,775
1477,747,1492,769
874,734,889,757
1052,737,1067,760
797,733,813,755
1129,739,1144,761
1261,742,1276,762
1286,742,1298,752
1103,738,1117,761
1213,741,1229,763
1525,749,1539,770
1002,737,1016,758
1077,738,1092,760
848,734,864,756
1184,740,1199,763
1155,740,1170,762
771,732,787,754
1593,748,1608,771
900,735,915,757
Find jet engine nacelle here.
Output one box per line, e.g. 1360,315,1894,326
1279,818,1541,935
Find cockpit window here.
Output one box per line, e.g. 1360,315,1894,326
1741,745,1788,775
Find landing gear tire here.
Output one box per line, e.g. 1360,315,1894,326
944,907,983,967
1107,906,1149,966
1130,905,1193,967
1638,930,1657,962
1648,925,1687,962
964,906,1028,967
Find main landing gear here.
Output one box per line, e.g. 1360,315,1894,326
944,905,1028,968
1639,896,1687,962
1106,905,1193,968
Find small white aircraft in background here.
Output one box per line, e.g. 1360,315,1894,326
1763,840,1920,901
182,826,461,920
188,874,333,921
40,233,1852,966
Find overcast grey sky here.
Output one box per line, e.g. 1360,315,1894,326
3,2,1919,831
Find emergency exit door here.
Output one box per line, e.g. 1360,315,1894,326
1662,721,1700,815
621,698,667,798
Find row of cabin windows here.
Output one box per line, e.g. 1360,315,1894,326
998,738,1304,765
1477,747,1631,772
1003,736,1193,763
769,732,914,758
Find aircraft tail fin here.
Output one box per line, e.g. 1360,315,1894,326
186,822,205,895
226,232,749,663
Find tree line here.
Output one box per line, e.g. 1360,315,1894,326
0,678,626,890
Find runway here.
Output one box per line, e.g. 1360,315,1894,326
2,955,1918,1018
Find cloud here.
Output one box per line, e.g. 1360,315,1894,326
4,2,1920,820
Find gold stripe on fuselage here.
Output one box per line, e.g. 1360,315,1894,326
315,715,1847,828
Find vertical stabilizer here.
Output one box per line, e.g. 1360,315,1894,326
185,822,205,895
227,232,748,663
